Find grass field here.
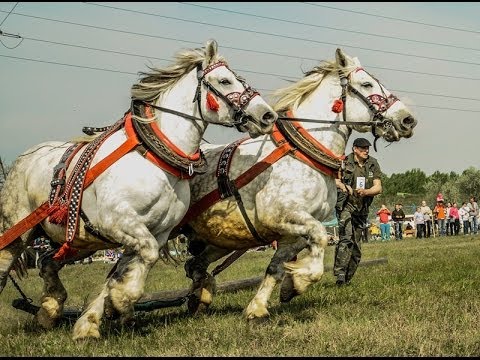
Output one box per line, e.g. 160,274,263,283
1,234,479,356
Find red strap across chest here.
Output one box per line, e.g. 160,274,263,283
272,122,340,179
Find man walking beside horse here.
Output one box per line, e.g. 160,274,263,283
334,137,383,286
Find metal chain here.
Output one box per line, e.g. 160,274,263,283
9,273,32,303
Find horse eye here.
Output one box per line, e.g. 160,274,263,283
361,82,373,88
219,79,232,85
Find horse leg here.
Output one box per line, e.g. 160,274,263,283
72,227,161,340
243,237,307,321
184,243,231,315
245,212,328,321
35,249,96,329
277,238,309,303
35,249,67,329
281,219,328,294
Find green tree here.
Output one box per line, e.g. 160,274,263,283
457,167,480,201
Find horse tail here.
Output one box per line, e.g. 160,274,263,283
0,158,33,295
0,238,26,295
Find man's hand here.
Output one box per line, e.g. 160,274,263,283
336,179,353,195
355,188,368,197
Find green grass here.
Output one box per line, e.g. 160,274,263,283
1,235,480,356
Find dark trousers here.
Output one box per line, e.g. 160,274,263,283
393,221,403,240
334,206,366,282
416,223,426,238
463,220,470,235
453,219,460,235
425,220,432,237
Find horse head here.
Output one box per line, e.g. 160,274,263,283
334,48,417,143
198,39,277,137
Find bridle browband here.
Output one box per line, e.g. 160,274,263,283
193,61,260,131
337,66,398,151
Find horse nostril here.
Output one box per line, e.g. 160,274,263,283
402,115,417,128
262,111,277,125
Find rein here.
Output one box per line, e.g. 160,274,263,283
139,101,236,127
277,115,378,126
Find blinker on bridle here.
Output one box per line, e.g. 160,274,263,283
193,62,260,131
337,67,399,151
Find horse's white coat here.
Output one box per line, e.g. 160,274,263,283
0,40,277,339
184,49,417,320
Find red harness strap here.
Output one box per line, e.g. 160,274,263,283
0,112,179,252
134,105,199,179
176,117,344,230
0,115,139,253
0,202,55,251
175,135,292,230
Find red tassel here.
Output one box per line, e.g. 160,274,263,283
332,99,344,113
206,92,219,112
48,203,68,225
52,242,79,261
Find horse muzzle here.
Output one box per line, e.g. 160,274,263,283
376,114,417,142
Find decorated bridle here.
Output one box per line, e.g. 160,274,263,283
193,61,260,131
131,61,261,132
277,65,400,152
336,66,399,149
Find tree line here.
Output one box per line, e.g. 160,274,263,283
371,167,480,216
1,157,479,218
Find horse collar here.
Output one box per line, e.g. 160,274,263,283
130,100,208,177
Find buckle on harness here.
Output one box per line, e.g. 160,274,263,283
50,178,65,187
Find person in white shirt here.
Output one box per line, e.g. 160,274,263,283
459,202,471,235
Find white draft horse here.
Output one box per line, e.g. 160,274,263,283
0,39,277,339
176,48,417,321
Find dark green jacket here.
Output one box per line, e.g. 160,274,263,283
336,152,382,214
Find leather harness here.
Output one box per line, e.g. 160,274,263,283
0,102,207,258
175,111,345,244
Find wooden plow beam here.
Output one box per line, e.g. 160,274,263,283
12,257,388,320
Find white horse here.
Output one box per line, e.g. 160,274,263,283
0,39,277,339
176,48,417,321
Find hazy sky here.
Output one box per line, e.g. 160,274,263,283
0,2,479,176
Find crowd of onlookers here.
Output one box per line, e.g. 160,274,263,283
374,193,479,241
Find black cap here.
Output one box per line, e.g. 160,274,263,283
353,138,372,147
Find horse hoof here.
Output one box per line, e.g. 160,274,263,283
35,308,58,330
187,296,209,315
280,274,299,303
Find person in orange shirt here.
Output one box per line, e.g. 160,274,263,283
433,199,447,236
376,204,391,241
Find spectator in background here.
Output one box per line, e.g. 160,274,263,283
391,203,405,240
377,204,391,242
468,196,478,235
414,206,426,239
459,202,470,235
445,202,452,236
449,202,460,236
420,200,433,238
433,199,446,236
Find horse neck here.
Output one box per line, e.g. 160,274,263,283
292,85,350,158
154,71,206,155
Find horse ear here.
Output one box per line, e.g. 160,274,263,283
335,48,347,68
205,39,219,64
